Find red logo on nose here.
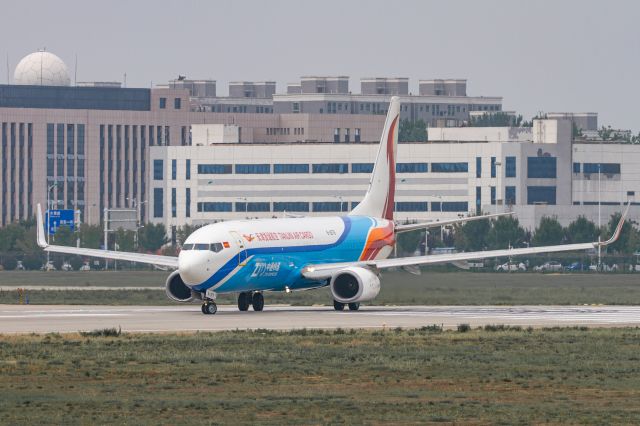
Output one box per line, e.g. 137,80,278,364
243,234,255,243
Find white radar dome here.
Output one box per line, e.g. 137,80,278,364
13,51,71,86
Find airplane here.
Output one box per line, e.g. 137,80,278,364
36,96,629,315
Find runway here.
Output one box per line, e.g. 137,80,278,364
1,304,639,334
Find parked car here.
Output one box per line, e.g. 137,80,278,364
61,262,73,271
79,262,91,271
15,260,26,271
565,262,587,271
534,261,563,272
495,262,527,272
41,261,56,271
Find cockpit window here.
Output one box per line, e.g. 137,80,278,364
181,242,225,252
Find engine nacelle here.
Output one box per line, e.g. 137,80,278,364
330,266,381,304
165,270,201,303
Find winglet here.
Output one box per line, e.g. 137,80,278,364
597,201,631,247
36,203,49,248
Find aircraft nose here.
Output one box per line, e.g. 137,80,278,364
178,251,209,286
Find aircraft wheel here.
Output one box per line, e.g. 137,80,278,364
252,292,264,311
201,303,207,314
333,300,345,311
203,302,217,315
348,302,360,311
238,292,250,311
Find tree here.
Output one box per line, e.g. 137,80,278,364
469,112,524,127
69,256,84,271
22,253,43,270
79,224,103,249
396,229,423,256
565,216,598,244
487,216,527,249
115,228,136,252
398,119,427,142
572,122,583,140
532,216,564,246
454,213,491,251
177,224,201,247
0,223,26,252
1,255,18,271
53,225,75,246
139,223,168,252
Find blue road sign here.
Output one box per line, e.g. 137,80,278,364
46,209,75,235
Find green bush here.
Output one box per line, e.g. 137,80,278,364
1,255,18,271
457,323,471,333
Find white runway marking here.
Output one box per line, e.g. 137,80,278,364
1,304,639,334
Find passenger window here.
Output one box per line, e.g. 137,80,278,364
182,243,193,250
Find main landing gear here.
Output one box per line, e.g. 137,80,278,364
237,291,264,312
333,300,360,311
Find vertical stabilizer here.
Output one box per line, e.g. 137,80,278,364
349,96,400,220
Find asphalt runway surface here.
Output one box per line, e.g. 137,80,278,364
1,304,640,334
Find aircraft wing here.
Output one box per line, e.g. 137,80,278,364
36,204,178,268
395,212,514,233
302,203,629,280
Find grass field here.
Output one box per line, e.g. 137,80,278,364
1,328,639,424
2,270,640,306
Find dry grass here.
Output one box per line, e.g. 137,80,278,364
0,328,639,424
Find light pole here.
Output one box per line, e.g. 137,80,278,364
46,183,58,268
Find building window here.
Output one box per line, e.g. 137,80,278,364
273,202,309,212
334,128,340,143
292,102,300,113
491,186,496,205
573,162,581,173
527,157,557,178
153,188,163,218
396,163,428,173
583,163,621,175
505,156,516,177
153,159,163,180
476,157,481,178
197,202,233,212
441,202,468,212
491,157,496,178
431,162,468,173
274,164,309,174
235,164,271,174
527,186,556,205
159,97,166,109
197,164,232,174
355,128,361,143
235,202,270,212
186,159,191,180
174,98,181,109
171,188,177,218
505,186,516,205
312,163,348,174
186,188,191,218
476,186,481,213
171,159,177,180
351,163,374,173
312,202,349,212
394,202,428,212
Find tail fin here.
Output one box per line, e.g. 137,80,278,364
349,96,400,220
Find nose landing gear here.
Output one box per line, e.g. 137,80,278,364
201,301,217,315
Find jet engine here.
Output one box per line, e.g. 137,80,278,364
330,266,381,304
165,270,201,302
